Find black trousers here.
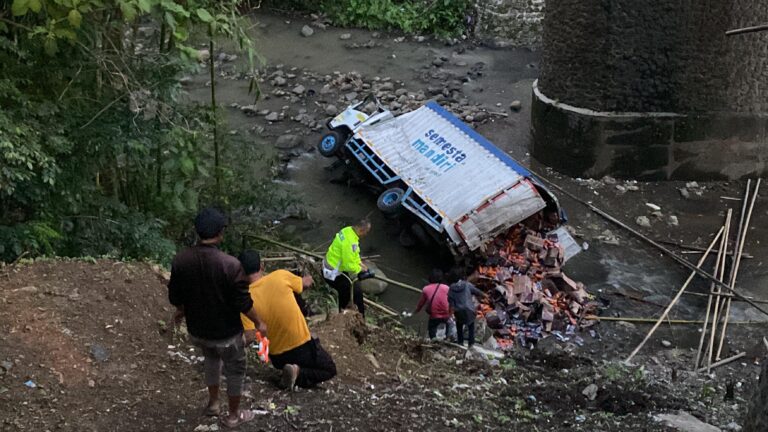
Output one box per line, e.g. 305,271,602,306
270,338,337,388
427,318,448,339
454,310,475,347
326,273,365,316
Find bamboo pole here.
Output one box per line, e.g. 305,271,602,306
584,316,761,325
697,352,746,373
694,210,730,369
625,226,724,363
707,182,750,371
716,179,761,360
248,234,423,294
681,291,768,305
364,298,398,316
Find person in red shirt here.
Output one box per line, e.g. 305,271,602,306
413,269,451,340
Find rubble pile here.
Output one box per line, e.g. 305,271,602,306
469,215,600,351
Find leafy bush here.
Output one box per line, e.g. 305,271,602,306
271,0,471,37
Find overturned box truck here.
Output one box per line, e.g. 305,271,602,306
317,96,580,262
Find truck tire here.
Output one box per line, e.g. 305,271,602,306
377,187,405,215
409,223,431,247
317,130,345,157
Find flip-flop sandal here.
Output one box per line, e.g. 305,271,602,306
221,409,255,429
203,404,220,417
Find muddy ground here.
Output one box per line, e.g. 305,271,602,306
0,259,762,431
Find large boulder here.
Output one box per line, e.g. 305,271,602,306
359,261,387,296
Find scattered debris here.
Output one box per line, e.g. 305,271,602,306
646,203,661,211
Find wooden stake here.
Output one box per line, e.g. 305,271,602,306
716,179,761,360
694,210,730,369
625,226,724,363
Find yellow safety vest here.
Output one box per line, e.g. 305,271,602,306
325,226,362,275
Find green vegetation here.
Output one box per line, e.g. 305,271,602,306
0,0,274,264
276,0,470,37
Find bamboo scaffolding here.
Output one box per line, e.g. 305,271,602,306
694,210,730,369
716,179,761,361
625,226,724,363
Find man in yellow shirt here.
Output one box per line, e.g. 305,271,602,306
238,250,336,390
322,219,371,316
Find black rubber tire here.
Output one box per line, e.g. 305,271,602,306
376,187,405,215
409,223,431,247
317,130,345,157
398,229,416,248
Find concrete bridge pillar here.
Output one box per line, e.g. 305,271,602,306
531,0,768,180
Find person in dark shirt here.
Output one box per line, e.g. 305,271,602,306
168,207,266,429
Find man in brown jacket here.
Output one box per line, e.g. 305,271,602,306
168,207,266,428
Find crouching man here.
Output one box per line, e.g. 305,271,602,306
238,250,337,390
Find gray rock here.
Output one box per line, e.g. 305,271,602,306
359,262,387,295
378,82,394,91
325,104,338,116
179,76,193,86
668,215,679,226
602,175,617,185
300,25,314,37
90,344,110,362
725,422,742,431
196,49,210,62
265,112,279,122
679,188,691,199
240,105,258,116
395,88,409,97
509,100,522,111
340,33,351,40
275,134,304,150
0,360,13,372
320,84,332,95
661,340,673,348
636,216,651,228
344,91,358,102
656,412,721,432
273,76,287,87
473,111,489,122
292,85,305,95
582,383,598,401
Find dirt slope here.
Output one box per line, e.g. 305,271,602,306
0,259,756,431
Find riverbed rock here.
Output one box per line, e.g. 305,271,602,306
510,100,522,111
265,112,280,122
656,412,721,432
275,134,304,150
325,104,338,116
273,76,287,87
340,33,351,40
292,85,306,95
300,25,314,37
197,49,210,63
636,216,651,228
359,262,387,296
582,383,598,401
667,215,679,226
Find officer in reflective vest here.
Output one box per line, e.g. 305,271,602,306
323,220,372,316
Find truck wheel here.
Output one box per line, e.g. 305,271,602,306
377,188,405,215
409,223,431,247
318,130,345,157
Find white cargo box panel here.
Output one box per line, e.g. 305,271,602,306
355,101,546,251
